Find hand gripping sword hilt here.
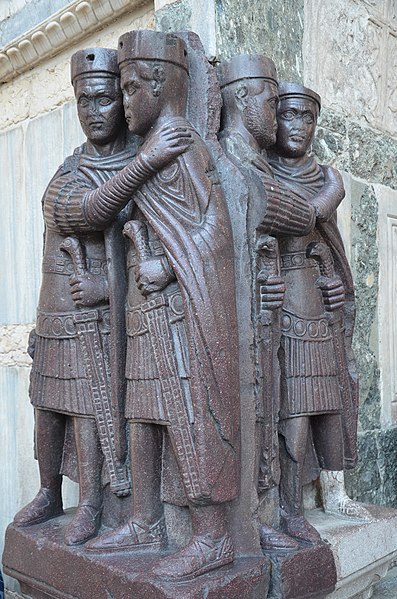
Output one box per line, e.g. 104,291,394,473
60,236,87,276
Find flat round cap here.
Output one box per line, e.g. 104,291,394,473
71,48,119,83
219,54,278,88
278,81,321,110
118,30,188,73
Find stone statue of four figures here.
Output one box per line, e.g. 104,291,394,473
13,30,366,582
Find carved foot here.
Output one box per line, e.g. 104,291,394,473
152,533,234,581
281,513,322,545
13,488,63,527
64,504,102,546
259,524,300,551
324,496,372,521
320,470,372,522
84,517,166,552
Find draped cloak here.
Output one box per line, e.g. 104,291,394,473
269,154,359,469
127,117,240,505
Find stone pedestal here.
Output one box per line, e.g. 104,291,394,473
267,543,337,599
307,504,397,599
2,510,270,599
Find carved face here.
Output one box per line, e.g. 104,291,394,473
274,97,319,158
120,62,162,137
74,76,124,145
240,81,278,149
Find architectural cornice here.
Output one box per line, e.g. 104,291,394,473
0,0,150,84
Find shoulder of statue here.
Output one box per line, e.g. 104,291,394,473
59,143,86,176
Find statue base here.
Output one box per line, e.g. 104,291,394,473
307,504,397,599
265,541,337,599
2,510,270,599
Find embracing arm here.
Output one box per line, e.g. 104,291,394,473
309,165,345,222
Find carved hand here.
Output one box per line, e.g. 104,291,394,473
69,273,109,307
135,257,175,296
259,275,286,311
316,275,345,312
138,123,193,172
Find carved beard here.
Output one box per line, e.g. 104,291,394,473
244,96,276,149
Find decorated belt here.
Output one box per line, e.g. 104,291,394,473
280,251,317,272
127,291,184,336
42,254,107,276
36,308,110,338
281,309,331,341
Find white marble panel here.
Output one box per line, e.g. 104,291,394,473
303,0,384,128
0,365,78,568
375,184,397,426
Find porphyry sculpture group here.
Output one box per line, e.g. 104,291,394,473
4,29,369,599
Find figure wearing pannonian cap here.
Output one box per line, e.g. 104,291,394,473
269,81,370,524
13,46,188,547
85,30,240,581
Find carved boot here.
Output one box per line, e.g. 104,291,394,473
280,511,322,545
14,487,63,527
152,533,234,581
84,517,166,552
259,523,300,551
321,470,372,521
64,504,102,546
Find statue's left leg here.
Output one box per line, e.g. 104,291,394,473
153,503,234,580
312,414,370,520
64,416,103,545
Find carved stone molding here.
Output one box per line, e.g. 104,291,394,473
0,0,151,84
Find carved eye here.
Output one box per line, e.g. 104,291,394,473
98,97,112,106
78,97,89,107
280,110,295,120
125,82,140,96
303,113,314,124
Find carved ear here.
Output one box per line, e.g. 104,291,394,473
151,65,166,97
235,83,249,110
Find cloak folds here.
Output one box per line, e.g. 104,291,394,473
133,117,240,505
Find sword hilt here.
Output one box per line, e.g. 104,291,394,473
306,241,335,279
123,220,152,262
60,236,87,276
256,234,280,280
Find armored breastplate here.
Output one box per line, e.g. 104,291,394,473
279,229,325,320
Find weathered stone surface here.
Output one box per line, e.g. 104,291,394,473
308,504,397,599
215,0,304,80
350,183,380,428
267,543,336,599
3,517,270,599
304,0,397,136
371,566,397,599
375,184,397,425
156,0,192,35
348,123,397,191
346,428,397,507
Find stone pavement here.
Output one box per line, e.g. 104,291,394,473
371,566,397,598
